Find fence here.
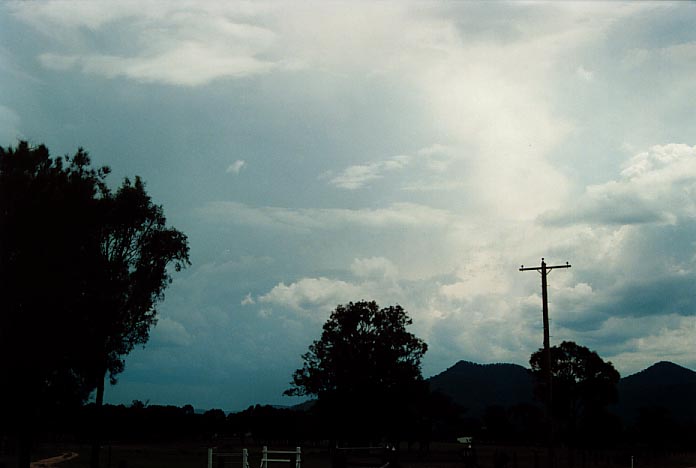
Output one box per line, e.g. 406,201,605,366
207,448,250,468
260,447,301,468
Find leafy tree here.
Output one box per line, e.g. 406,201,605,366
530,341,620,444
285,300,428,442
84,177,189,468
85,176,189,392
0,142,189,468
1,142,109,468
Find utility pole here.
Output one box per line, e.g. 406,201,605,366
520,258,570,468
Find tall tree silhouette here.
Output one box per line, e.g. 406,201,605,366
0,142,109,468
530,341,620,445
285,300,428,442
86,176,189,468
0,142,189,468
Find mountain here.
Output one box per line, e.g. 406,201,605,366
613,361,696,424
427,361,536,417
429,360,696,425
289,399,317,411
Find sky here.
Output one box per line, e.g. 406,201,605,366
2,1,696,412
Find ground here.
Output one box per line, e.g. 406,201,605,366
10,441,695,468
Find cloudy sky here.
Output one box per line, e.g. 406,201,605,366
2,1,696,411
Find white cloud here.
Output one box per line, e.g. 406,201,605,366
328,163,384,190
605,315,696,375
439,250,514,300
416,144,456,172
241,293,255,306
258,277,363,313
199,201,456,231
327,144,458,191
153,317,193,347
19,3,292,86
541,144,696,226
9,1,137,31
328,155,410,190
40,48,280,86
257,257,412,318
226,160,246,174
350,257,397,280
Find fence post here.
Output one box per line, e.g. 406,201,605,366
295,447,301,468
243,449,249,468
208,448,213,468
261,446,268,468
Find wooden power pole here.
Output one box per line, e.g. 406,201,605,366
520,258,571,467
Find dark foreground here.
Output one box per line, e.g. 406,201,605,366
5,441,695,468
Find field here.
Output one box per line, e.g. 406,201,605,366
11,441,696,468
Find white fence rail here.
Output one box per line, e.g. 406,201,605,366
260,446,301,468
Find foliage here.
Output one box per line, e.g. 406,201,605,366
84,175,190,384
0,141,111,468
0,142,107,406
0,141,189,468
530,340,620,444
1,141,189,389
286,301,427,397
286,300,428,440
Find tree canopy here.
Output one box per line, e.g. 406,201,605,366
85,175,190,385
286,300,428,441
530,340,620,444
0,142,110,468
0,141,189,468
1,143,106,398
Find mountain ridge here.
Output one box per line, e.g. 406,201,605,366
427,360,536,417
426,359,696,422
614,360,696,424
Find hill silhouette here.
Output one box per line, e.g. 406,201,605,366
427,361,536,417
427,359,696,426
613,361,696,424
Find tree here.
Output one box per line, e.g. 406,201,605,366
1,142,109,468
530,341,620,444
285,300,428,442
0,142,189,468
84,177,189,468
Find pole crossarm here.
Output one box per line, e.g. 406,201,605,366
519,260,571,272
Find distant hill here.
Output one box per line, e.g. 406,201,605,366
427,361,536,417
427,359,696,425
289,399,317,411
285,359,696,426
613,361,696,424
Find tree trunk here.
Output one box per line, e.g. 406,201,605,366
90,369,106,468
